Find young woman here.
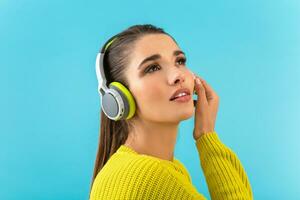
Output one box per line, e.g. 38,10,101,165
89,24,253,200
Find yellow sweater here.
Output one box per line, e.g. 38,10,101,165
90,131,253,199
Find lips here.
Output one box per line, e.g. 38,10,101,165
169,88,191,101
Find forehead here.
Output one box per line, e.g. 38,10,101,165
131,34,180,61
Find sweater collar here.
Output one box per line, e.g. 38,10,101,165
117,144,138,155
117,144,176,164
117,145,191,182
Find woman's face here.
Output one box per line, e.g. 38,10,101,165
125,34,195,123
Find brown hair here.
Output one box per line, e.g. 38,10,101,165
89,24,177,197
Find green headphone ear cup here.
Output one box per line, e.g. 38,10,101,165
109,82,136,120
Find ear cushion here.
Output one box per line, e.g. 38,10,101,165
109,82,136,120
101,92,119,118
108,85,129,119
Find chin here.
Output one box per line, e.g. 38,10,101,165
174,106,195,121
180,111,194,121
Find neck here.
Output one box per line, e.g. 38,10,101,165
124,117,179,162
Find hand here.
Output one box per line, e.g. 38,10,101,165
193,75,220,140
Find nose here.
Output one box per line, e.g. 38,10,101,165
170,70,185,85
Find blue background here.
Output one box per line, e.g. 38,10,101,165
1,0,299,199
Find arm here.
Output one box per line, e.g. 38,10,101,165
195,131,253,200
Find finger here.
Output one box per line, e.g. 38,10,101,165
194,77,208,105
193,74,197,94
199,78,216,95
191,72,196,80
199,78,218,101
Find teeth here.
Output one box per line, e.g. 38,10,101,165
174,92,187,98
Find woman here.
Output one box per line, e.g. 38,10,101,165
89,24,253,199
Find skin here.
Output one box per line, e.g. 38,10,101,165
124,34,219,162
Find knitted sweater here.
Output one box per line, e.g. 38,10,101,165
89,131,253,199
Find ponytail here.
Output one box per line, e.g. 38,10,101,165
89,110,130,194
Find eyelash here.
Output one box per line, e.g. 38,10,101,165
144,57,187,74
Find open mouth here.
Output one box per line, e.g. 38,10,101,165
170,94,191,102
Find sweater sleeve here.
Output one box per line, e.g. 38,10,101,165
195,131,253,200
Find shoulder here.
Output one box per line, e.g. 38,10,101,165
90,153,205,200
90,153,163,199
96,152,166,185
173,158,193,183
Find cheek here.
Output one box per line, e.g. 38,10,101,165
132,80,167,116
139,83,164,104
137,85,168,120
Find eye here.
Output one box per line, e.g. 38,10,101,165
144,64,161,74
176,57,187,65
143,57,187,74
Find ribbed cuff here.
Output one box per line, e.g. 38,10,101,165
194,131,228,158
195,131,219,146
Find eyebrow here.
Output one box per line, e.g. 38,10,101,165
138,50,185,70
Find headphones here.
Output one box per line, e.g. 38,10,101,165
95,35,136,121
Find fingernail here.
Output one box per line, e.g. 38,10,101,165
196,78,201,85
